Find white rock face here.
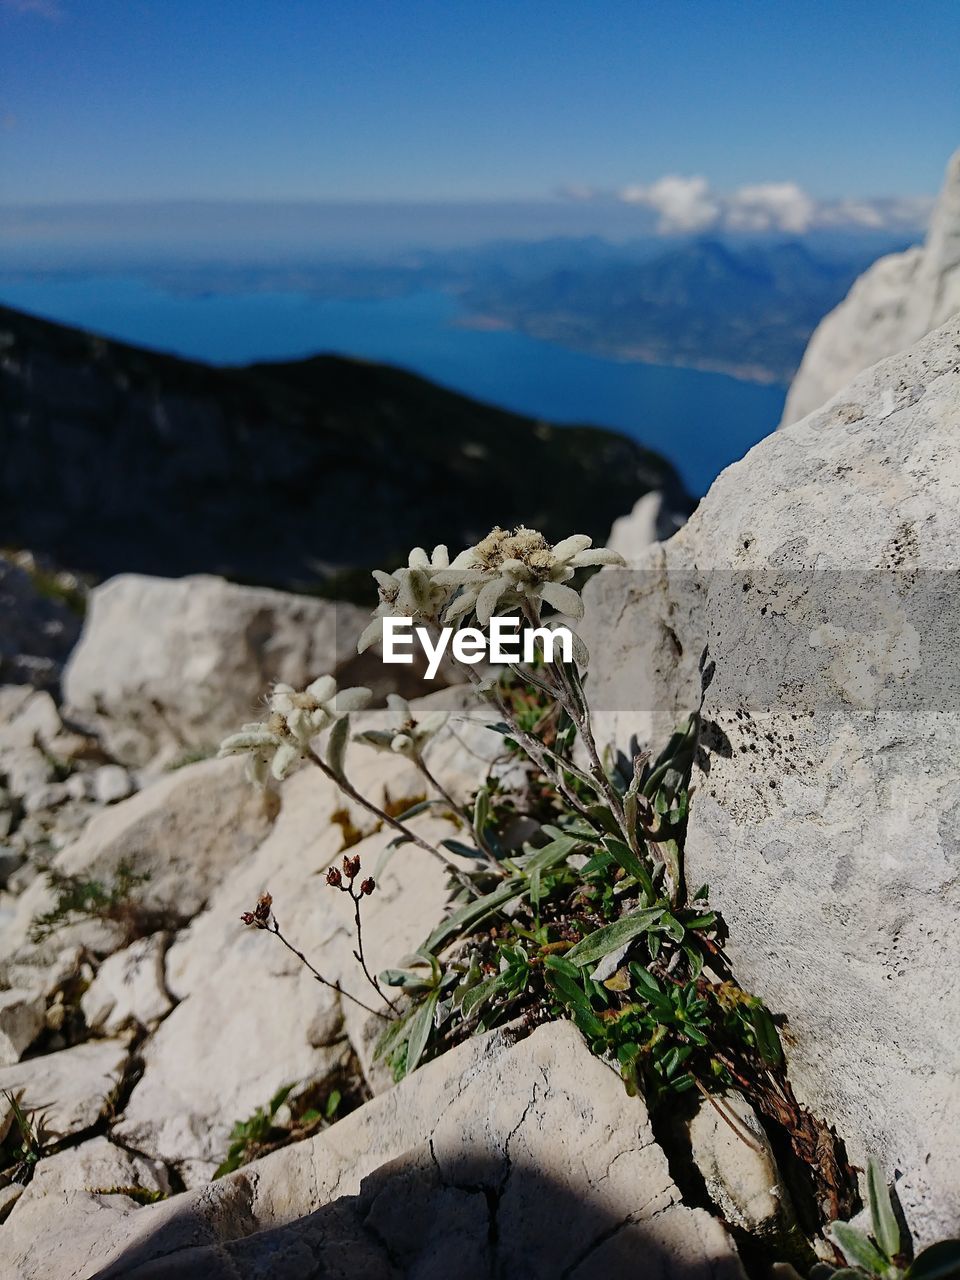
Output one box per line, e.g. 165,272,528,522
608,491,688,563
2,1023,745,1280
0,1038,129,1142
0,755,276,970
688,1093,786,1237
91,765,136,805
0,988,45,1065
80,934,173,1034
113,710,481,1184
582,317,960,1244
62,573,372,766
781,149,960,425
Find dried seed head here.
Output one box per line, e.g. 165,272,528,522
360,877,375,896
253,893,273,925
326,866,343,888
342,854,362,881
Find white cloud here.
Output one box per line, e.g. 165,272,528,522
616,173,930,236
726,182,816,233
621,175,721,233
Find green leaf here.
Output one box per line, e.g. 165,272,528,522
404,988,440,1077
326,715,350,779
522,834,583,874
602,837,654,897
543,958,604,1040
323,1089,342,1120
586,804,623,836
440,838,486,860
686,912,717,930
565,907,664,968
831,1224,890,1276
749,1006,783,1066
659,911,685,943
867,1158,900,1261
909,1241,960,1280
460,975,501,1018
379,968,433,991
422,878,524,952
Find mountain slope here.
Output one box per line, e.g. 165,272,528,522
458,238,879,384
0,304,689,593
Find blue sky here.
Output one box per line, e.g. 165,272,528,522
1,0,957,212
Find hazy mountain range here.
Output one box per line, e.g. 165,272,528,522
84,234,900,386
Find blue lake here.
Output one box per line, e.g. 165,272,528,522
0,274,786,496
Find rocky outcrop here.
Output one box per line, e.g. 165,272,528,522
607,490,687,564
1,1022,745,1280
62,574,375,767
781,149,960,425
582,316,960,1244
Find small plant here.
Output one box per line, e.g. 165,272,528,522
1,1092,53,1184
29,859,178,946
812,1158,960,1280
218,526,858,1227
214,1081,349,1178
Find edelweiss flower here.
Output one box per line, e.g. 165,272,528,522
357,544,482,653
354,693,449,758
444,528,624,626
219,674,372,783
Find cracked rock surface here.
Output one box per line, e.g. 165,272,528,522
582,316,960,1244
2,1023,745,1280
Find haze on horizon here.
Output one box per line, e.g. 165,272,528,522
1,0,957,260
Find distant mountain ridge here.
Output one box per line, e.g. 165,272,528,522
456,237,887,384
0,304,689,595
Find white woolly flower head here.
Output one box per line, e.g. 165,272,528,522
354,693,450,758
357,544,477,653
443,527,625,627
219,674,372,783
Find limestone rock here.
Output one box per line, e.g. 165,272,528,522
21,782,69,815
0,755,276,968
608,490,688,563
782,149,960,425
62,573,374,766
3,1023,745,1280
0,1038,129,1143
0,1183,24,1223
13,1135,168,1208
0,988,45,1065
80,935,173,1034
688,1093,787,1236
583,316,960,1244
113,724,476,1182
91,765,135,805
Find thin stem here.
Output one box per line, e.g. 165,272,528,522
267,917,392,1021
414,751,503,874
303,746,481,898
520,598,629,835
346,887,399,1014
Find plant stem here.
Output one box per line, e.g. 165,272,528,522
413,751,503,874
303,747,481,898
347,888,400,1014
267,918,392,1021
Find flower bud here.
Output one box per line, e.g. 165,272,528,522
360,878,375,896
